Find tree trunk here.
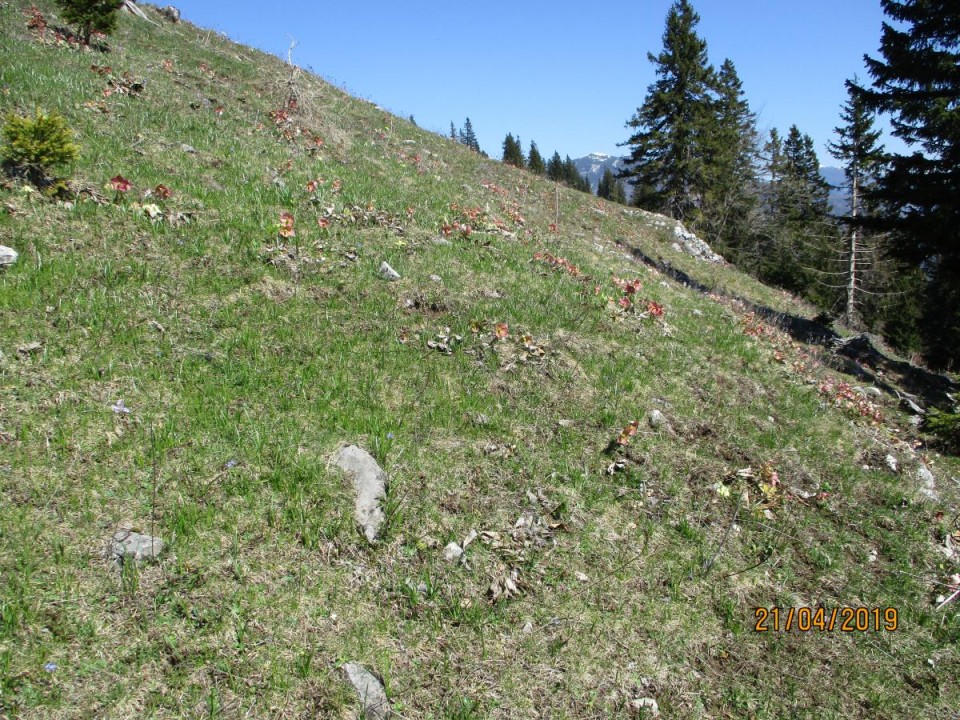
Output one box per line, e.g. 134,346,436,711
845,173,859,326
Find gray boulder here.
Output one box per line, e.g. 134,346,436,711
0,246,18,267
332,445,387,543
341,662,391,719
108,529,164,566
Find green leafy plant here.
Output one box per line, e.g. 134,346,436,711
55,0,122,45
924,409,960,454
1,108,79,189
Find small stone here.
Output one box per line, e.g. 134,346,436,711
899,394,925,415
575,571,589,582
885,454,898,473
17,342,43,355
472,413,490,427
431,236,451,246
379,261,400,281
864,387,882,398
647,409,668,429
429,274,443,283
180,143,196,153
108,529,164,565
341,662,391,720
0,245,17,267
522,620,534,634
462,529,478,548
159,6,180,23
917,465,939,502
443,542,463,562
628,697,659,715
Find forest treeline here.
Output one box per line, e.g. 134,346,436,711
485,0,958,371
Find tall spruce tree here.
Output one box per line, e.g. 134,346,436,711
757,125,833,296
856,0,960,368
620,0,715,223
450,121,457,141
527,141,546,175
56,0,122,45
597,168,625,203
827,78,886,327
702,59,759,255
501,133,525,167
597,168,615,199
459,118,480,153
546,151,564,182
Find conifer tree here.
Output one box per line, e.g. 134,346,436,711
702,59,759,254
756,125,833,296
527,141,545,175
596,168,628,204
450,121,457,141
827,78,886,327
620,0,716,223
597,168,614,200
501,133,525,167
610,178,627,204
459,118,481,153
855,0,960,368
55,0,122,45
546,151,563,182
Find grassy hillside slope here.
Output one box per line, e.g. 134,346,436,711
1,3,958,718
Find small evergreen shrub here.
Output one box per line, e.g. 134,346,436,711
924,409,960,454
55,0,122,45
2,108,80,189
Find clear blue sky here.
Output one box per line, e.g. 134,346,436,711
172,0,898,165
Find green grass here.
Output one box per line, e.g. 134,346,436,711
1,2,958,718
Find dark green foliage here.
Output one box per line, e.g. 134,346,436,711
501,133,525,168
457,117,481,153
856,0,960,369
2,108,79,188
527,141,545,175
597,168,626,204
701,59,759,255
542,151,589,192
923,410,960,454
619,0,716,223
546,151,563,182
55,0,122,45
753,125,834,297
450,121,457,141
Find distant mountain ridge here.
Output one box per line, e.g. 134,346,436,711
572,153,849,213
573,153,626,194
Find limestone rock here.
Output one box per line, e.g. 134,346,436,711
647,409,668,430
670,223,724,264
443,542,463,562
885,454,898,473
341,662,391,719
332,445,387,543
159,5,180,22
108,529,164,566
0,246,17,267
379,261,400,281
628,697,659,716
917,465,939,502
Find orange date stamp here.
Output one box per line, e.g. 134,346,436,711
753,607,899,633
